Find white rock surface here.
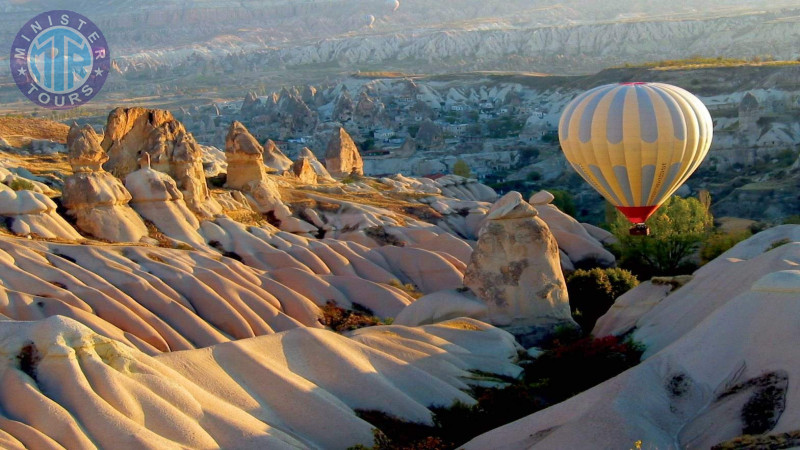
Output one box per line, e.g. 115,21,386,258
0,315,521,449
465,245,800,449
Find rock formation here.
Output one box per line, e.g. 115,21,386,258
125,154,208,249
529,190,615,269
465,227,800,450
300,147,335,182
62,124,148,242
224,122,316,234
263,139,293,172
464,192,576,346
292,157,317,184
224,121,268,190
0,184,82,240
101,107,220,218
324,127,363,178
0,315,520,449
415,119,444,148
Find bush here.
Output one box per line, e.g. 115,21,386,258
566,268,639,331
352,334,644,449
526,335,645,399
549,190,577,217
8,178,35,191
700,230,751,264
320,301,386,332
610,196,713,279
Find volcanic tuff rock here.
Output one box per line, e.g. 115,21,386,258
465,227,800,449
529,190,615,269
0,183,81,241
292,157,318,184
100,107,220,218
0,315,520,448
62,124,148,242
464,192,576,346
224,121,269,190
125,155,208,249
262,139,293,172
325,127,364,177
300,147,335,182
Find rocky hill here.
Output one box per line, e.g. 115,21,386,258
197,65,800,223
0,107,796,448
466,226,800,449
2,1,800,107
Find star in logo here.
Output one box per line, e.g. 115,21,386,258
94,67,104,77
17,67,27,77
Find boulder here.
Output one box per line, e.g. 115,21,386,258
101,107,220,218
62,124,148,242
464,192,577,346
325,127,363,178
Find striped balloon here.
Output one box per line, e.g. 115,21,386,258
558,82,713,224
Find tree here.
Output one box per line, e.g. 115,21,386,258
549,190,577,217
453,159,472,178
566,268,639,332
610,196,713,278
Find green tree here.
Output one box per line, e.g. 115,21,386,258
566,268,639,331
610,196,713,278
549,190,577,217
453,159,472,178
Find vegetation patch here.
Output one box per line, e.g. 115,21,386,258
320,301,390,332
351,335,644,449
387,279,423,299
611,196,713,279
8,178,36,191
711,429,800,450
566,267,639,331
365,226,405,247
17,342,41,383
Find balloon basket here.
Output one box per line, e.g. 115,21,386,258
629,223,650,236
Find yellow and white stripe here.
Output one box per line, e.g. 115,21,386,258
558,82,713,209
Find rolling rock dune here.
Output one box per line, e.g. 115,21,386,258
0,110,617,447
465,226,800,449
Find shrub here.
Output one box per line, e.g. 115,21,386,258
388,279,423,299
320,301,386,332
525,335,645,399
453,159,472,178
352,334,644,449
549,189,577,217
566,268,639,331
610,196,713,279
8,178,35,191
700,230,751,264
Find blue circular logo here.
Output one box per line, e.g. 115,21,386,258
10,10,110,110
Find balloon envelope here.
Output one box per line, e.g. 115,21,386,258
558,82,712,223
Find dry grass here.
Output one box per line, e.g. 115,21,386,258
11,152,73,177
716,216,757,234
225,209,269,227
0,116,69,148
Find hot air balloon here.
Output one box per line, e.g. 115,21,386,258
386,0,400,12
558,82,712,235
364,14,376,28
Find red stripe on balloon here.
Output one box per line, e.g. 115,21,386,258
616,205,659,224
